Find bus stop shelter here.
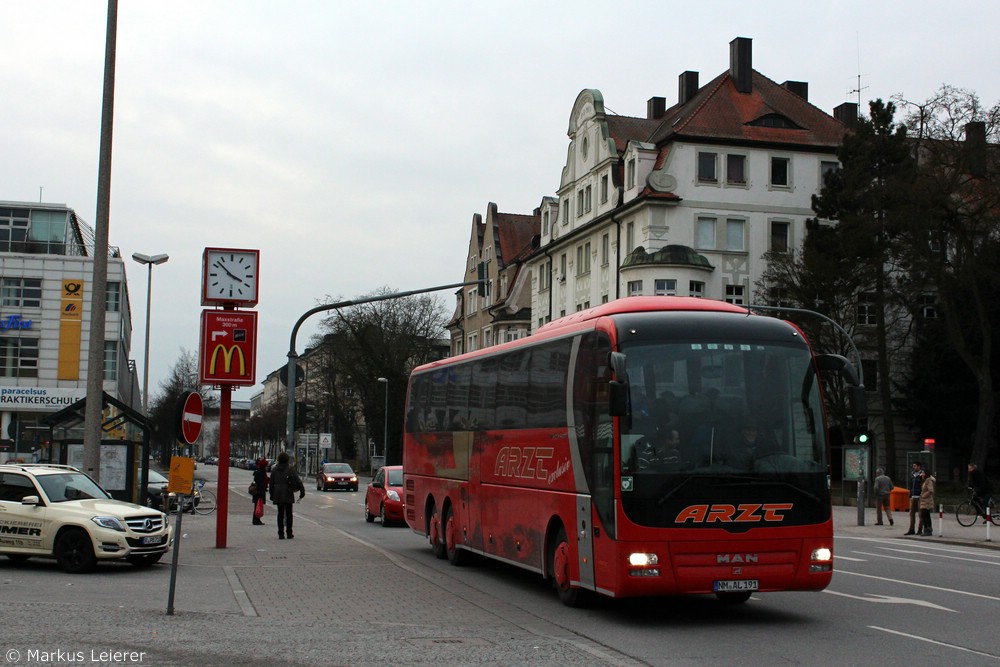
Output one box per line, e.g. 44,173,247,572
41,392,153,505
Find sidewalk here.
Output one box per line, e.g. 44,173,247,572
831,503,999,550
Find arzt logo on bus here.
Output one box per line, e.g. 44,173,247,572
674,503,793,524
494,446,554,481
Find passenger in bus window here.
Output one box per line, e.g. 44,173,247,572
726,417,760,470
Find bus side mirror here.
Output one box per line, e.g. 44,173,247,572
609,380,628,417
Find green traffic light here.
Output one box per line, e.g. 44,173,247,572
857,432,870,444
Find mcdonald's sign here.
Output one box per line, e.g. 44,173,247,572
199,310,258,385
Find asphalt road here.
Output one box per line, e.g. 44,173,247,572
0,465,997,667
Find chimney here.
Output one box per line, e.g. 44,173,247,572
647,96,666,120
833,102,859,124
729,37,752,94
782,81,808,101
678,71,699,105
965,121,987,178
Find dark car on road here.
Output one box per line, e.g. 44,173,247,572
316,463,358,492
364,465,404,526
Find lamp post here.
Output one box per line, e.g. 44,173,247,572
377,377,388,460
131,253,169,414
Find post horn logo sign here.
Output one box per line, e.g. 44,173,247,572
199,310,257,386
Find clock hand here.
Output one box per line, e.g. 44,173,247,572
213,261,241,281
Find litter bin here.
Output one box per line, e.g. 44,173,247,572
890,486,910,512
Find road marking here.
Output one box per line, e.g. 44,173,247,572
836,569,1000,602
824,590,955,612
869,626,1000,660
834,555,866,562
850,550,929,563
880,547,1000,566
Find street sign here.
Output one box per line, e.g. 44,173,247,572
199,310,258,385
178,392,204,445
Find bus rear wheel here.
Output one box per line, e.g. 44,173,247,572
444,506,469,566
550,527,589,607
429,505,446,559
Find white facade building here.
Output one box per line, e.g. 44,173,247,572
0,201,137,461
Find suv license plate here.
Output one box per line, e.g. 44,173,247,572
140,535,163,545
714,579,758,592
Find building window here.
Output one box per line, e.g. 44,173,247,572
697,152,718,183
626,222,635,253
0,336,39,378
538,260,551,291
543,210,550,236
627,280,643,296
600,175,609,203
601,294,609,304
768,288,794,310
560,254,567,281
467,333,478,353
106,281,121,313
562,199,570,225
770,156,791,188
469,255,476,272
654,279,676,296
820,160,839,186
725,284,745,305
103,340,118,381
770,221,790,253
1,278,42,308
726,154,746,185
576,242,591,275
505,326,519,343
601,233,609,266
857,292,877,326
861,360,878,392
626,158,636,188
689,281,705,298
467,289,477,315
696,216,716,249
576,190,584,217
585,185,592,213
483,328,493,348
0,208,30,253
918,294,938,320
726,219,745,251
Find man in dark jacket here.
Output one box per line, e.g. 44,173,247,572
269,451,305,539
968,463,993,521
904,461,923,535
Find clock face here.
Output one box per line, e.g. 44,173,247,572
203,249,259,305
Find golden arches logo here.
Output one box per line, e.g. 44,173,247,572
208,344,246,376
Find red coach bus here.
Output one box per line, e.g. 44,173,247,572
403,297,864,606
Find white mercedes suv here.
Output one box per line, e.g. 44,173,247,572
0,464,172,573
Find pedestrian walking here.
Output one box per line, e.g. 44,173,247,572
251,458,268,526
904,461,923,535
873,467,894,526
269,451,305,539
919,469,936,536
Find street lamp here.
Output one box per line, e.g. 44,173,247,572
131,253,169,415
377,377,388,460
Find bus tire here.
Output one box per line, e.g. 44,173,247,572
429,504,447,559
550,526,589,607
444,505,469,566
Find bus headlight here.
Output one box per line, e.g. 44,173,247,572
628,552,660,577
810,547,833,572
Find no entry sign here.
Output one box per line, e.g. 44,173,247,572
177,391,204,445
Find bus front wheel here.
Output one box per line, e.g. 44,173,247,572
550,527,589,607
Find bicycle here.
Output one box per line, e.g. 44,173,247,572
955,488,998,527
192,479,217,515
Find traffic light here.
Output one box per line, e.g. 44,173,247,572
294,402,316,429
855,430,873,445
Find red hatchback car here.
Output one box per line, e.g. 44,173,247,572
316,462,358,492
364,465,404,527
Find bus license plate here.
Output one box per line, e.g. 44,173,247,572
140,535,163,545
714,579,758,593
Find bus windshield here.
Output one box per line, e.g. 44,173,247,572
617,338,830,529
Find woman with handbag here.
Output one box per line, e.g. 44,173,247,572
251,458,269,526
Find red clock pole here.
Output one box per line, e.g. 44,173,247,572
216,384,232,548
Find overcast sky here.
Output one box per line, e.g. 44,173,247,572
4,1,999,402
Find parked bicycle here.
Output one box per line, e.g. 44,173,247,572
163,479,217,516
956,488,998,527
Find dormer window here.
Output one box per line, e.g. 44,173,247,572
749,113,801,129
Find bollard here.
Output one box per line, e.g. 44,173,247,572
988,505,992,543
937,504,943,537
